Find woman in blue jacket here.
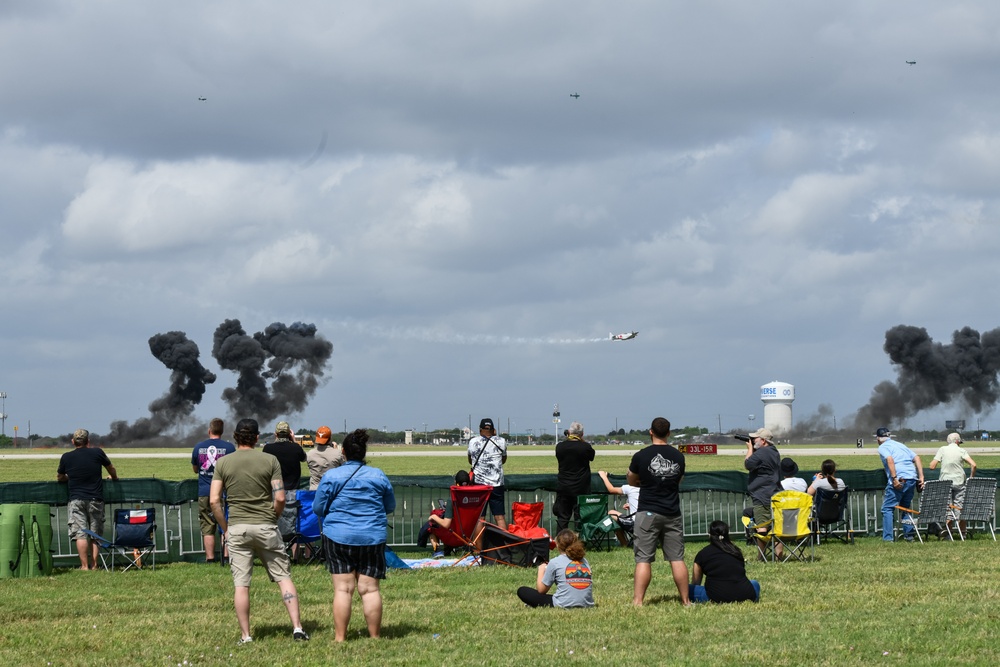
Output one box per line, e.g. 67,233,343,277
313,429,396,641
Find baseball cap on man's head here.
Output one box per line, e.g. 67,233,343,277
479,418,495,431
748,427,774,444
235,418,259,435
947,432,963,445
72,428,89,444
874,427,891,438
275,421,291,435
315,426,332,444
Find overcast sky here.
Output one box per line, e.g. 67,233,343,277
4,1,1000,441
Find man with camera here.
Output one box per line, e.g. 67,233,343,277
743,428,781,558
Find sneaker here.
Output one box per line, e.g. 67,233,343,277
432,551,445,558
237,636,253,645
220,557,230,566
293,629,310,642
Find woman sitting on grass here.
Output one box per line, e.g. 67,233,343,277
689,520,760,604
516,529,594,609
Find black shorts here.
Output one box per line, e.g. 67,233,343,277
322,536,387,579
485,486,506,518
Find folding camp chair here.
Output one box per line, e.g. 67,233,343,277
479,522,551,567
770,491,815,562
743,491,814,562
287,490,324,564
427,484,493,562
813,487,854,544
508,502,552,544
83,508,156,572
576,494,616,552
896,479,960,543
508,501,555,549
961,477,997,541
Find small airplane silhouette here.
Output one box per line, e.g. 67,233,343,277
198,97,207,101
905,61,916,65
610,331,638,341
570,93,580,99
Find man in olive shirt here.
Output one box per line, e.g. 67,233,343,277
211,418,309,644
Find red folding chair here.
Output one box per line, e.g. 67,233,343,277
428,484,494,557
507,501,554,549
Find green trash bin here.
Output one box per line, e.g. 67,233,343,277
22,504,54,577
0,504,26,578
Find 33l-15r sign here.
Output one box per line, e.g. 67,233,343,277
679,444,717,455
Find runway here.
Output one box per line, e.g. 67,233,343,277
4,445,1000,460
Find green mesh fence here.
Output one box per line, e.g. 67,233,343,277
3,469,998,504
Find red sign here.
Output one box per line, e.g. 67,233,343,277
679,444,717,455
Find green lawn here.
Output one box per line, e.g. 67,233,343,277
1,536,997,665
2,447,998,665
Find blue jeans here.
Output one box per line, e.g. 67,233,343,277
882,479,917,540
689,580,760,604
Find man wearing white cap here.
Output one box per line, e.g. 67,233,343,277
930,433,977,538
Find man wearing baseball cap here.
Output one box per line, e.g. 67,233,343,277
57,429,118,570
467,417,508,530
210,418,308,643
929,432,977,538
875,427,925,541
307,426,345,490
744,428,781,558
263,421,307,551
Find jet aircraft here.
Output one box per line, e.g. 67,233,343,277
570,93,580,99
905,61,916,65
610,331,638,341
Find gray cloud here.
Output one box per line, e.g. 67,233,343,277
4,2,1000,438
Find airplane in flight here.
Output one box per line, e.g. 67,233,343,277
610,331,638,341
198,97,207,101
905,61,916,65
570,93,580,99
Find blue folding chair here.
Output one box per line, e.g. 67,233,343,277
83,508,156,572
288,490,323,565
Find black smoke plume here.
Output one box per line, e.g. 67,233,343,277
852,324,1000,430
213,319,334,423
105,331,217,444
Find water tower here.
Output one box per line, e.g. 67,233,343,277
761,381,794,436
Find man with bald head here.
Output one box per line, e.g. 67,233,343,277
553,422,595,533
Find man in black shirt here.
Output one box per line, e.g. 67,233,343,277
553,422,595,532
262,421,306,543
56,429,118,570
627,417,688,606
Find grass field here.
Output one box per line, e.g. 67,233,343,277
4,444,1000,482
1,535,998,665
2,446,999,665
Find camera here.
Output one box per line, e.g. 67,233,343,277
733,434,751,443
